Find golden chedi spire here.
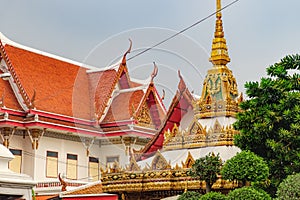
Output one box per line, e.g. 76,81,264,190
194,0,241,118
209,0,230,66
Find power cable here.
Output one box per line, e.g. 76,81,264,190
127,0,240,61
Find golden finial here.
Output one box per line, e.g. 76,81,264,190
209,0,230,66
217,0,222,18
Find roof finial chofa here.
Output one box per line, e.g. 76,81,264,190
209,0,230,66
217,0,222,18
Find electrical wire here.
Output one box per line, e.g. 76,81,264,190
127,0,240,61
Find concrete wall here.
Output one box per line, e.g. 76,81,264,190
8,133,135,183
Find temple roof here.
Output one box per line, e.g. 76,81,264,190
3,44,92,118
134,72,194,160
0,32,165,138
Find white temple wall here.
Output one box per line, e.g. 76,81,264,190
199,116,237,129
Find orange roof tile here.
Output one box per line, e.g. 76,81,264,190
102,90,144,123
35,195,57,200
4,45,92,119
0,79,22,110
88,70,118,120
63,182,103,195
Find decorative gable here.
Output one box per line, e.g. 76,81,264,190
127,155,141,171
151,151,170,170
181,151,195,168
136,102,153,127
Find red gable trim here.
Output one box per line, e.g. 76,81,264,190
136,76,194,160
0,107,26,117
0,119,154,138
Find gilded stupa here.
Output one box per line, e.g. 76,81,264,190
98,0,243,199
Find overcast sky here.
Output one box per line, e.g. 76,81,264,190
1,0,300,107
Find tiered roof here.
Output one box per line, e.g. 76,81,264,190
0,32,166,141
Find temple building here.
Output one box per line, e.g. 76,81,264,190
0,28,166,197
0,0,243,199
98,0,243,199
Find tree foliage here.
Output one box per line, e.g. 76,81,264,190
199,192,226,200
221,150,269,186
276,173,300,200
177,191,202,200
227,187,272,200
190,153,222,193
234,54,300,193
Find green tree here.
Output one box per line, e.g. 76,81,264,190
276,173,300,200
190,153,222,193
227,187,271,200
234,54,300,194
178,191,202,200
199,192,226,200
221,150,269,186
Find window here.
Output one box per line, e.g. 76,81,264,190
9,149,22,173
89,157,99,181
66,154,77,180
46,151,58,178
106,156,119,167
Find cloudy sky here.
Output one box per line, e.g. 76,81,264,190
1,0,299,107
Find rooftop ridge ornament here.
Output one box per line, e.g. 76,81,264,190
150,62,158,82
122,39,132,65
209,0,231,66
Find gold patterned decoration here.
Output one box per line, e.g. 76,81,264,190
127,155,141,171
163,120,239,150
193,0,242,119
181,151,195,168
188,119,206,135
101,152,240,194
163,123,180,146
209,0,230,66
151,150,171,170
136,102,153,128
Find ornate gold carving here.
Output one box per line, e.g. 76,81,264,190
101,148,240,194
209,0,230,66
0,127,14,148
163,119,239,150
101,168,240,194
188,119,206,135
136,103,153,127
127,155,141,171
27,128,44,150
195,0,242,119
163,123,180,146
181,151,195,168
151,151,170,170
